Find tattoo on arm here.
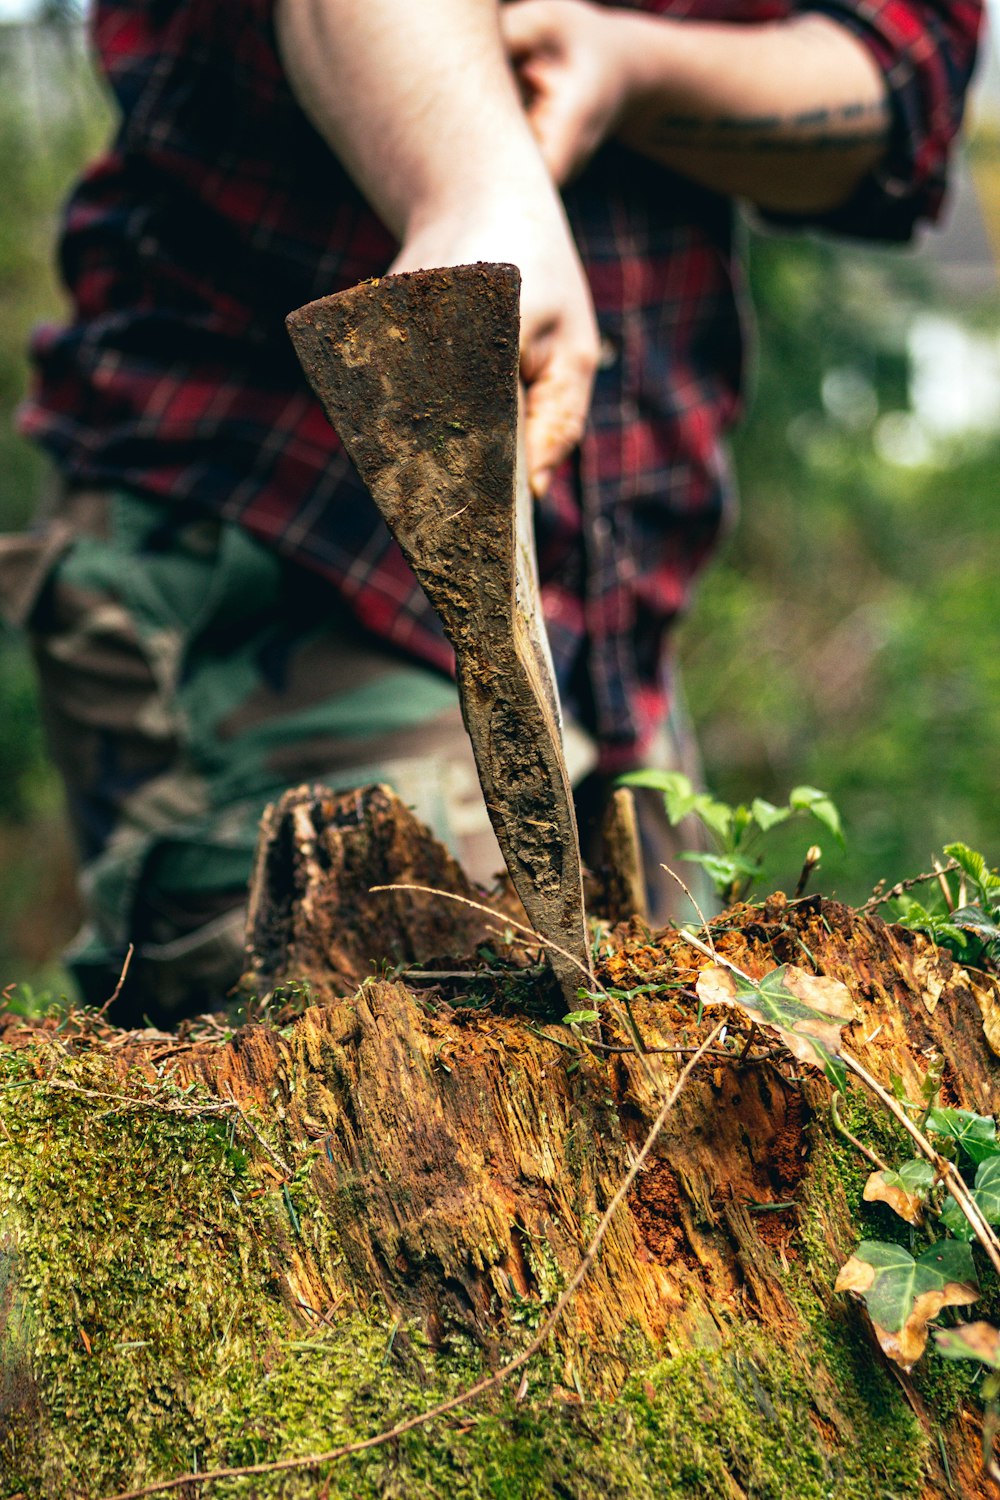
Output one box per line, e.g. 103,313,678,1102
651,98,890,153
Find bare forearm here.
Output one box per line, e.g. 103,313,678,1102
275,0,553,237
502,1,891,211
274,0,600,494
614,13,890,212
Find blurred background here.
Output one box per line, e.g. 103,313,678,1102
0,2,998,994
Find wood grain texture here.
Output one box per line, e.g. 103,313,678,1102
4,789,1000,1492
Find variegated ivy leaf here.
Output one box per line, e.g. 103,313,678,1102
695,963,853,1091
940,1156,1000,1242
835,1239,978,1370
862,1159,936,1225
933,1321,1000,1370
925,1105,998,1166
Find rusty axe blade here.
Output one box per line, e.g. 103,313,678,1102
286,263,593,1000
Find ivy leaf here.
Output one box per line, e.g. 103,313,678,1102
863,1159,936,1225
835,1239,979,1369
937,1321,1000,1483
933,1321,1000,1370
970,1156,1000,1218
695,963,853,1091
925,1105,998,1166
750,798,791,833
789,786,845,846
940,1156,1000,1242
949,905,1000,964
562,1010,600,1026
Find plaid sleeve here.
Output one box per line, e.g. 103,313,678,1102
769,0,983,241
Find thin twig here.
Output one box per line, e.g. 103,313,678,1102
95,944,135,1019
860,861,960,916
829,1090,889,1172
681,929,738,974
932,858,956,913
40,1078,237,1120
220,1081,293,1178
793,846,822,901
406,970,493,982
99,1023,724,1500
593,1041,774,1064
736,1023,760,1068
842,1053,1000,1278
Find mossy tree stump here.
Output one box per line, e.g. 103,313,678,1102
1,784,999,1498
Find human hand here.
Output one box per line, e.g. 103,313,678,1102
501,0,634,186
392,190,599,495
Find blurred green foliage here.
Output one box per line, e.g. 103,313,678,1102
682,233,1000,904
0,21,109,986
0,21,998,987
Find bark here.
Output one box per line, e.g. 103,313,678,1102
2,784,999,1499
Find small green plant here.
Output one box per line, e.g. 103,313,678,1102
895,842,1000,973
618,770,843,903
837,1089,1000,1389
0,981,63,1020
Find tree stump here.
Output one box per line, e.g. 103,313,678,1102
2,784,999,1499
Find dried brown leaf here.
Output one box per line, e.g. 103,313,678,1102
872,1286,977,1369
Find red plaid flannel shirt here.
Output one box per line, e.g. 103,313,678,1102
19,0,980,770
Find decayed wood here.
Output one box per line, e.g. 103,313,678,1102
244,782,509,1003
236,798,999,1491
6,785,1000,1496
598,786,648,925
177,881,999,1492
285,265,591,1003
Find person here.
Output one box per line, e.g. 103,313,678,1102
0,0,980,1025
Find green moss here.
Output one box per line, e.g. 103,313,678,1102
0,1048,290,1494
0,1050,942,1498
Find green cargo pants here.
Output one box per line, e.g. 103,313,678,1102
0,487,706,1026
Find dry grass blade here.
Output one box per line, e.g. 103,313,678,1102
370,883,594,985
370,880,663,1090
98,1022,725,1500
659,863,717,957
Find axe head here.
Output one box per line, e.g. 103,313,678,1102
287,264,593,1001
